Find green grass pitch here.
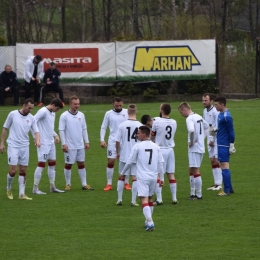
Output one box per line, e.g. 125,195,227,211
0,100,259,259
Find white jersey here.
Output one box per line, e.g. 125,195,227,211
151,117,177,149
3,110,38,148
34,107,57,145
186,113,209,153
126,140,164,181
100,109,128,143
203,106,219,143
203,106,219,128
115,119,142,162
59,110,88,149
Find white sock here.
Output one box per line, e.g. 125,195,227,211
33,166,44,190
190,175,195,195
7,173,14,190
19,175,26,196
213,167,223,186
143,205,152,221
106,167,114,185
48,166,56,189
169,181,177,201
124,175,129,184
155,183,162,202
64,168,71,186
78,168,87,187
131,180,138,204
194,174,202,198
149,203,154,215
117,179,124,202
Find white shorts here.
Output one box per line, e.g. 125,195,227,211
207,143,218,159
188,152,203,168
7,146,29,166
107,142,116,159
64,148,85,164
161,148,175,173
37,143,56,162
119,161,137,176
137,179,157,197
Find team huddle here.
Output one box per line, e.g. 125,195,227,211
0,94,236,232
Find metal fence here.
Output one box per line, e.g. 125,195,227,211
0,46,16,72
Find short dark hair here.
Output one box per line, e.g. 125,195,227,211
23,98,34,105
214,95,226,106
161,103,171,115
35,54,42,62
50,62,55,66
112,97,122,103
139,125,150,137
50,98,63,108
141,115,152,125
203,93,215,101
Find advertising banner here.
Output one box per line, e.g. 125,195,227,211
16,43,116,82
116,40,216,81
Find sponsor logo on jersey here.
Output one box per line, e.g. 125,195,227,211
34,48,99,73
132,46,200,72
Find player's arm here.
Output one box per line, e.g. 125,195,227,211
31,118,41,147
225,115,236,154
0,127,8,153
115,126,122,160
53,131,60,144
81,115,90,150
116,141,120,160
82,129,89,150
186,118,195,147
100,113,108,148
59,114,68,152
157,148,164,186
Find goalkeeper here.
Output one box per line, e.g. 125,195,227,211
214,96,235,196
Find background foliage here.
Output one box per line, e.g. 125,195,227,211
0,0,259,93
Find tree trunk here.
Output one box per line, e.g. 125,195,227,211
221,0,227,46
132,0,142,39
156,0,163,37
171,0,177,39
61,0,66,42
91,0,97,41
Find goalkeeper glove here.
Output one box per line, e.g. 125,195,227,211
209,125,217,136
229,143,236,154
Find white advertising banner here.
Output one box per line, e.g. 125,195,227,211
16,43,116,82
116,40,216,81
